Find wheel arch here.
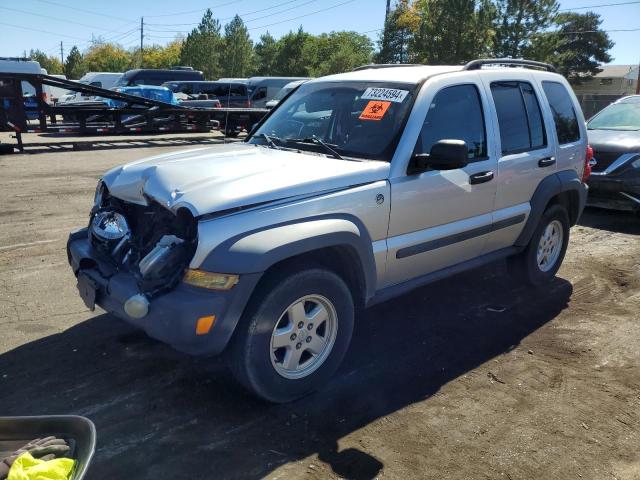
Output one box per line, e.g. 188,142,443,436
515,170,588,247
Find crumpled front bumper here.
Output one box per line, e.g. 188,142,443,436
587,176,640,211
67,228,260,356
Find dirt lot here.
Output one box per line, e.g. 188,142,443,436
0,146,639,480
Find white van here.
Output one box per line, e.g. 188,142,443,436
0,59,52,100
57,72,123,104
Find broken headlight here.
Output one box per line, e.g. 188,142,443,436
94,181,105,208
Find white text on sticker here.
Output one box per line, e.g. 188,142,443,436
362,88,409,103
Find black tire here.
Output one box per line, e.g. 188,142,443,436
508,204,570,287
227,267,354,403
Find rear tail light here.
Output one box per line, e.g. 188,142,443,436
41,91,48,103
246,99,251,108
582,145,593,182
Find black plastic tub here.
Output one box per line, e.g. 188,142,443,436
0,415,96,480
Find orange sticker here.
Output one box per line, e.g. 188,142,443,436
359,100,391,121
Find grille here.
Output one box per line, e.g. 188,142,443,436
591,150,621,172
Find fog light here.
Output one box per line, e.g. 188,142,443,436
124,294,149,319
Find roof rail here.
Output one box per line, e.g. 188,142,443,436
463,58,556,73
353,63,423,71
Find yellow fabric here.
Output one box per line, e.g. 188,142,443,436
8,452,75,480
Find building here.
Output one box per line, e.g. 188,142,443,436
572,64,639,118
573,65,638,96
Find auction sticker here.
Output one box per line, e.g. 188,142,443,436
359,100,391,121
361,87,409,103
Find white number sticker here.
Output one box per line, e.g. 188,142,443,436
361,87,409,103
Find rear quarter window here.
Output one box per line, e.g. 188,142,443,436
542,81,580,144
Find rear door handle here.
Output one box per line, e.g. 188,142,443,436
538,156,556,168
469,171,494,185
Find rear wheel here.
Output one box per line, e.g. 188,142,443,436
508,204,570,286
228,267,354,403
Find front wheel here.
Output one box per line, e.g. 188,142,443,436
508,204,570,286
228,268,354,403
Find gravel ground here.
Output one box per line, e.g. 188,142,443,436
0,146,639,480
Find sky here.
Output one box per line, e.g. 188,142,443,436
0,0,638,64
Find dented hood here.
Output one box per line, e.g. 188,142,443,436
101,143,390,216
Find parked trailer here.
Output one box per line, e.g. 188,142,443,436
0,73,268,152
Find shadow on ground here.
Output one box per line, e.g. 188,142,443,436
579,207,640,235
0,261,572,480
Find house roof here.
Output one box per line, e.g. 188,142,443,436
594,65,638,78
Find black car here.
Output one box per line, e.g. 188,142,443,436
115,68,204,87
161,81,250,108
586,95,640,214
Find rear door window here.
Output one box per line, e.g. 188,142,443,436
415,84,487,160
541,81,580,144
491,81,547,155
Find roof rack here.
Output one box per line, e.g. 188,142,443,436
463,58,556,73
353,64,423,71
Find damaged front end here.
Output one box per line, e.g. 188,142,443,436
88,188,198,296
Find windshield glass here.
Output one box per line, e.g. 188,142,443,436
249,81,416,161
588,102,640,131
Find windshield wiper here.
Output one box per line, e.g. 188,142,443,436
287,136,344,160
255,133,283,149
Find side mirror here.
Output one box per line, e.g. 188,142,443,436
412,139,469,171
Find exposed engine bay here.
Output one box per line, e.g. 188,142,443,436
89,187,198,295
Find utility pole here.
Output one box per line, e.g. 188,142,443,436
636,58,640,95
60,41,64,65
385,0,391,23
140,17,144,67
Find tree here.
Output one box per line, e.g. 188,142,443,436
493,0,559,58
64,46,84,79
253,32,279,75
221,15,253,77
179,9,223,79
376,0,417,63
273,27,312,76
410,0,496,64
29,49,64,74
82,43,131,73
141,40,184,69
306,32,373,76
528,12,613,84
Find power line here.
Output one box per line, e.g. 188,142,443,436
559,1,640,11
147,0,319,27
247,0,359,31
0,6,120,32
0,21,88,41
143,0,240,18
32,0,131,22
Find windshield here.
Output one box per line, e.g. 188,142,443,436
249,81,416,161
588,102,640,131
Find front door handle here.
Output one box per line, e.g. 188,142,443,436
538,156,556,168
469,171,494,185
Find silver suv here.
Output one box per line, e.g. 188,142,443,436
68,59,590,402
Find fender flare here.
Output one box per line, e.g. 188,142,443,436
515,170,588,247
199,214,378,300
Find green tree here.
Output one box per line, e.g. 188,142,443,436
253,32,279,75
179,9,223,79
273,27,312,76
307,31,373,76
411,0,496,64
141,40,184,69
82,43,131,72
493,0,559,58
64,46,84,79
221,15,253,77
528,12,613,84
28,49,64,74
376,0,417,63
